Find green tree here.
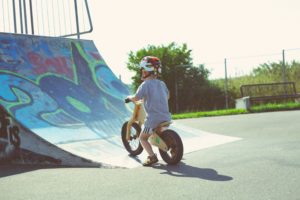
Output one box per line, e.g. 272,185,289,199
127,43,225,113
127,42,192,113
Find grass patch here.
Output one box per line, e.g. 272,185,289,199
249,102,300,112
172,109,247,120
172,102,300,119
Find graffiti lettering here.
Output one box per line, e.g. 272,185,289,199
27,52,70,77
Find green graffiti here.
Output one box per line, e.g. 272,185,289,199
73,42,121,100
66,96,91,113
4,87,32,114
41,108,83,127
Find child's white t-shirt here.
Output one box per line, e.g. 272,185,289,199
135,79,171,129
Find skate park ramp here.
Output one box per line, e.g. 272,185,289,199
0,33,241,168
0,33,131,167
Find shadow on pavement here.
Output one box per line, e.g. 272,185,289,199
152,162,233,181
0,164,68,178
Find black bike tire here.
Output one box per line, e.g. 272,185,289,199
159,130,183,165
121,121,143,156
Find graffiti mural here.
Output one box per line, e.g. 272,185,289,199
0,33,131,143
0,105,20,160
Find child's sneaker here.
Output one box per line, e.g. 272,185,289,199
143,154,158,166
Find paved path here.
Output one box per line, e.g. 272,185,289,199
1,110,300,200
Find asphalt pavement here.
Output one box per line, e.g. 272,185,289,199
1,110,300,200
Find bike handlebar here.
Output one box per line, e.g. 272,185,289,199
124,98,131,103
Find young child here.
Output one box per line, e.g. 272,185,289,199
127,56,171,166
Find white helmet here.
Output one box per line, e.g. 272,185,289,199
139,56,162,75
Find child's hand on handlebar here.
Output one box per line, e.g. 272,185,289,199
125,98,131,103
124,95,143,104
125,95,134,103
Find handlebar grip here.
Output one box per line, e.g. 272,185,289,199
125,98,131,103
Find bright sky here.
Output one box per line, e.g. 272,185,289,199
84,0,300,84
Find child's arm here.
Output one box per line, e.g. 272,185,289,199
127,95,140,102
128,82,146,102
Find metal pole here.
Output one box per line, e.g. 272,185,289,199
224,58,229,109
175,80,178,113
282,49,288,95
282,49,286,83
61,0,93,37
174,65,179,113
29,0,34,35
12,0,17,33
84,0,93,33
174,64,192,113
74,0,80,39
23,0,28,34
19,0,23,33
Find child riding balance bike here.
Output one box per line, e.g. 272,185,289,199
122,56,183,166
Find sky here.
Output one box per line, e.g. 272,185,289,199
82,0,300,84
1,0,299,84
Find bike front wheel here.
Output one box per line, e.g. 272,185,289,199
159,130,183,165
121,121,143,156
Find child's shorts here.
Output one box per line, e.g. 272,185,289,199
142,127,154,134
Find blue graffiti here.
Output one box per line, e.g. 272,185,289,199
0,72,58,128
0,34,130,132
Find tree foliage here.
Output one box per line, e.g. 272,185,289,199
126,43,225,113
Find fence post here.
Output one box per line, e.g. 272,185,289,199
282,49,288,95
29,0,34,35
174,66,179,113
12,0,17,33
74,0,80,39
224,58,229,109
18,0,23,33
282,49,286,83
23,0,28,34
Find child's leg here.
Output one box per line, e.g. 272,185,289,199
139,129,155,156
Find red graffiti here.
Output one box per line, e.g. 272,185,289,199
90,52,102,61
27,52,73,79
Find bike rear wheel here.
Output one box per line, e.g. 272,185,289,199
121,121,143,156
159,130,183,165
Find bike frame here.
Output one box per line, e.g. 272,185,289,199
126,101,170,152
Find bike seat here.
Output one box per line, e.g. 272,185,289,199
158,121,172,127
153,121,172,133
